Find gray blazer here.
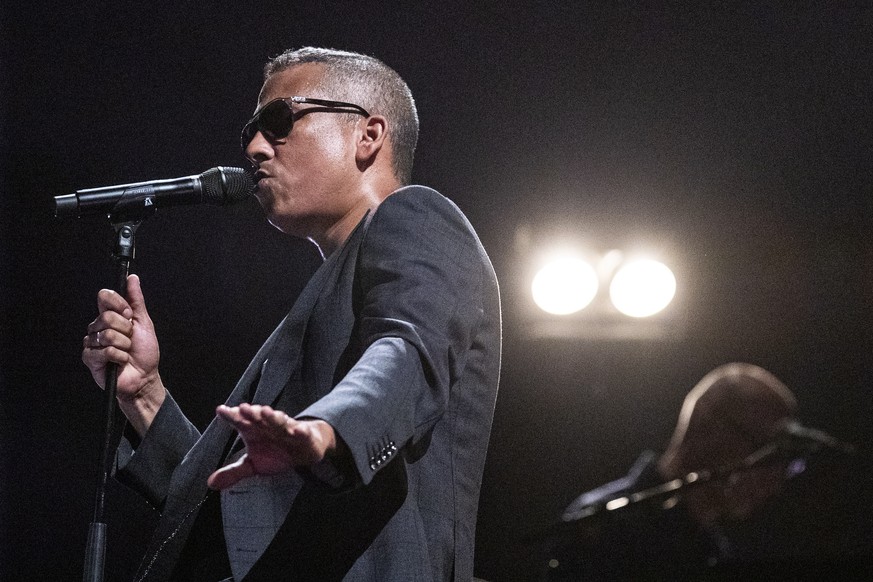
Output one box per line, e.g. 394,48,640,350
116,186,502,581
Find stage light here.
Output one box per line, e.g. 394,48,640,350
531,256,599,315
609,259,676,317
513,222,684,340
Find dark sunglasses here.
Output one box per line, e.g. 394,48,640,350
240,96,370,151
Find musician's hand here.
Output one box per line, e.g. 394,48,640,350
207,403,336,490
81,274,165,435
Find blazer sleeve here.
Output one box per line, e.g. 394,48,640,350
298,187,490,485
114,389,201,508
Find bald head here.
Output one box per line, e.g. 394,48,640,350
657,363,799,525
660,363,798,478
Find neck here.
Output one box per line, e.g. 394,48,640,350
313,182,399,256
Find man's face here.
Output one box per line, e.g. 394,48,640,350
245,63,363,239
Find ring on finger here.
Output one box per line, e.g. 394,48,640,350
95,330,103,348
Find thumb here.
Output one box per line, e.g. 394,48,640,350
126,274,152,321
207,454,255,490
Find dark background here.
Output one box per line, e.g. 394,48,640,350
2,2,871,580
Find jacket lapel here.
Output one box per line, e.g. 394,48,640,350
249,214,370,408
138,214,371,580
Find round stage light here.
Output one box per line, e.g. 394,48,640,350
532,257,599,315
609,259,676,317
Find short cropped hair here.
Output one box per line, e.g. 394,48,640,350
265,47,419,185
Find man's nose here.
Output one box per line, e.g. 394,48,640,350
245,131,273,163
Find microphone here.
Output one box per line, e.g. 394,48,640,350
53,166,255,219
779,420,855,455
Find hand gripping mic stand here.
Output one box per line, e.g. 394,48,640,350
60,166,255,581
84,214,146,582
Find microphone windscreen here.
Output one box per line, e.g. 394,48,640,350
200,166,255,204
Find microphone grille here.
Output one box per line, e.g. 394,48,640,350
200,166,255,204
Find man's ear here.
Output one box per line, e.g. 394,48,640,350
355,115,388,167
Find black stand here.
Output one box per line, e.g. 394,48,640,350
83,220,141,582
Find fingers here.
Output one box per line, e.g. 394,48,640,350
82,339,130,368
82,326,133,363
85,274,147,352
90,281,136,343
216,404,290,431
207,454,255,490
83,327,132,350
84,313,134,366
240,404,289,427
96,287,133,319
91,274,150,334
85,329,105,349
209,406,338,489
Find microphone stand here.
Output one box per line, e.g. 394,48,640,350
83,218,142,582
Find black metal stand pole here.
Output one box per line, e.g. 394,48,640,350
83,220,140,582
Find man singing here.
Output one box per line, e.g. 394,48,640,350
82,47,501,581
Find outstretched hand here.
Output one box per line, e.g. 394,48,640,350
207,403,337,490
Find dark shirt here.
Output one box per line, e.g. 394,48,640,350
170,491,232,582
